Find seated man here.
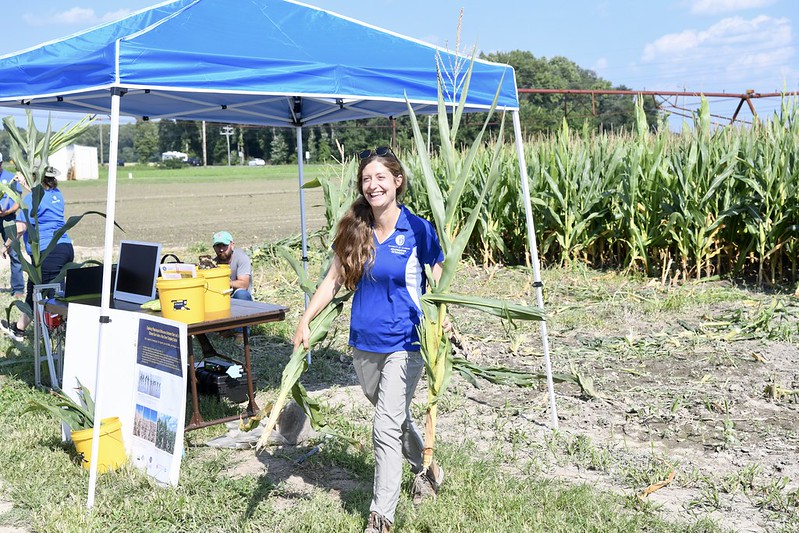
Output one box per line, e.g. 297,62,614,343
211,231,252,303
196,231,252,355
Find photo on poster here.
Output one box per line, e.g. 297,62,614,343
155,414,178,454
137,371,162,398
137,319,183,377
134,404,158,443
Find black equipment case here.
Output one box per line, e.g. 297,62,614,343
194,357,256,404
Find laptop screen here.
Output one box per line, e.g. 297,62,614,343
113,241,162,304
63,265,104,300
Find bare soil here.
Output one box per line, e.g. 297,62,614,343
434,267,799,532
62,178,326,250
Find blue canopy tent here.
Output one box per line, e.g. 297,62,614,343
0,0,556,506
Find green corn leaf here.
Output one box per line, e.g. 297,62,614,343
75,379,95,423
406,94,447,244
453,357,546,387
444,74,504,227
421,292,546,322
448,47,477,139
39,211,118,265
277,246,318,298
290,381,327,431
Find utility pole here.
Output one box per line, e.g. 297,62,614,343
98,121,104,165
202,121,207,166
221,125,234,166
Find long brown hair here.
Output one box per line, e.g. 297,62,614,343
333,152,407,290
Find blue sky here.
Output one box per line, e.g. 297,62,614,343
0,0,796,127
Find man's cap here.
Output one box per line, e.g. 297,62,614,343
212,231,233,246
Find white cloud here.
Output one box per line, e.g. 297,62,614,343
101,9,134,23
641,15,795,91
23,7,132,28
690,0,777,15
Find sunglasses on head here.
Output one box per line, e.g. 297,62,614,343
358,146,393,160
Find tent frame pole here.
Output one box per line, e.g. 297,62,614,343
512,110,558,429
87,88,123,509
295,126,311,364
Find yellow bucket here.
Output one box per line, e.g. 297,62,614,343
198,265,231,315
71,417,126,472
156,276,206,324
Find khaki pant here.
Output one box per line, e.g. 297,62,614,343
352,348,425,522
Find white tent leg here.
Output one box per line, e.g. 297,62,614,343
87,89,123,509
512,110,558,429
295,126,311,364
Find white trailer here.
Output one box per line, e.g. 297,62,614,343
50,144,99,180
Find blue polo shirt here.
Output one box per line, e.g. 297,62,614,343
349,205,444,353
17,188,71,254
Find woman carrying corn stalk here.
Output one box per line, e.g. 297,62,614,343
293,146,444,533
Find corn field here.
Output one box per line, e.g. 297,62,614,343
403,97,799,286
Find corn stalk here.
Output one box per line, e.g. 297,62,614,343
406,58,545,469
244,161,358,446
245,245,352,448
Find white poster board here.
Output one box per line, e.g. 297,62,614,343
61,304,187,486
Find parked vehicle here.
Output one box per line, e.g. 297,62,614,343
248,158,266,166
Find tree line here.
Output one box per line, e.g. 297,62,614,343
0,51,658,165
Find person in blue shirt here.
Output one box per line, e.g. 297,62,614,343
293,147,445,533
0,152,24,297
1,166,74,342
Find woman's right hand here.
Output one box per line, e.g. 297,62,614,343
293,321,311,350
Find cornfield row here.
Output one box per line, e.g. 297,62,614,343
403,97,799,286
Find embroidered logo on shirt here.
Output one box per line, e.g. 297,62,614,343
389,233,410,256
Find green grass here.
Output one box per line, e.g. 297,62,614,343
0,376,719,533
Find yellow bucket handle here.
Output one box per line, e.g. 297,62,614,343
206,285,233,296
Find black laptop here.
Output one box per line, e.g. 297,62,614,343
61,265,105,301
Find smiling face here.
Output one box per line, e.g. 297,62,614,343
360,161,401,209
358,157,405,212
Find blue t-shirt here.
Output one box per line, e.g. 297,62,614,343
17,187,71,254
349,205,444,353
0,169,21,222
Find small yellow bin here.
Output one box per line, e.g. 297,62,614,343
156,276,206,324
71,417,126,472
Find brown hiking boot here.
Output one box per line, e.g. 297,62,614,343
411,462,444,505
363,511,391,533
